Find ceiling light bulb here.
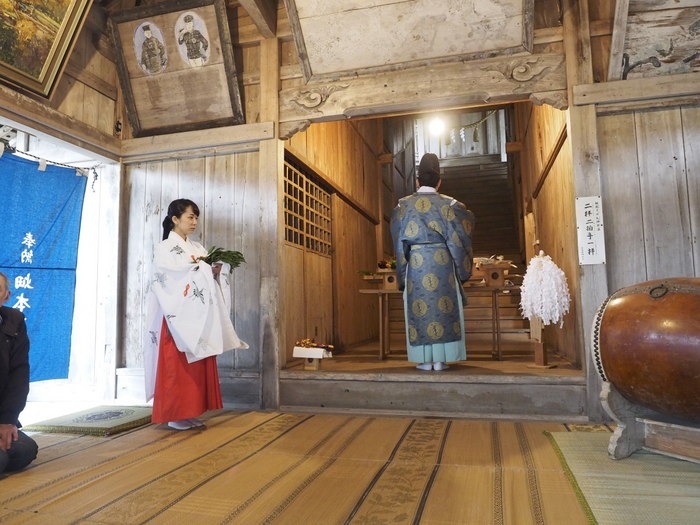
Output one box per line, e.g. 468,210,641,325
428,117,445,136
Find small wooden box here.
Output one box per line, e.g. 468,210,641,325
303,357,322,370
484,267,508,287
293,346,332,371
377,269,398,290
475,260,511,288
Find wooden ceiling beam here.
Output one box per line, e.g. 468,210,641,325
237,0,277,38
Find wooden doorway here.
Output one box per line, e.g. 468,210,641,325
281,155,334,366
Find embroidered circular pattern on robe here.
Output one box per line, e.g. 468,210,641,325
433,248,450,265
410,251,424,268
438,295,454,313
428,220,443,234
408,325,418,343
412,299,429,317
422,273,439,292
415,197,432,212
441,204,456,221
404,220,420,237
427,322,445,340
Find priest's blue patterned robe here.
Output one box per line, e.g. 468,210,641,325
391,187,475,363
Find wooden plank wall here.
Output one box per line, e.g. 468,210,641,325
304,254,333,345
332,196,381,349
120,152,263,405
284,119,384,350
281,244,305,361
280,246,333,363
598,106,700,291
231,3,293,124
52,12,118,139
515,102,583,366
382,116,416,252
589,0,614,82
287,120,382,215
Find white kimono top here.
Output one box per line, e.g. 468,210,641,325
144,231,248,400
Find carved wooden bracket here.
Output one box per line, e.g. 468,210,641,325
279,120,311,140
279,54,567,125
530,90,568,110
291,85,350,111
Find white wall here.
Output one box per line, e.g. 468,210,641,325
12,132,123,404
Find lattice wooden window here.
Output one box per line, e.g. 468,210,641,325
284,161,332,256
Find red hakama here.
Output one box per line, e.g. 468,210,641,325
151,319,223,423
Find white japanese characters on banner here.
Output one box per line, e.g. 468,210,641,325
1,153,87,381
13,232,36,313
575,196,606,265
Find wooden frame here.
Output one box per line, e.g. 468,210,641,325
284,0,534,82
109,0,244,137
608,0,700,81
0,0,91,98
607,0,629,81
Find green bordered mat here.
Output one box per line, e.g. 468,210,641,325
23,406,152,436
547,430,700,525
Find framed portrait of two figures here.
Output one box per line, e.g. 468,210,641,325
109,0,244,137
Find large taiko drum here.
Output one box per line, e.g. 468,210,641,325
592,278,700,422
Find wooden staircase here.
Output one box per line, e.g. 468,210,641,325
440,158,523,265
387,284,532,359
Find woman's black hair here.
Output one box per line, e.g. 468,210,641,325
417,153,441,188
162,198,200,240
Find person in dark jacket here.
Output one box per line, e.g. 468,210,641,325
0,271,38,474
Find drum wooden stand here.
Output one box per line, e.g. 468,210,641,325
593,278,700,464
601,382,700,464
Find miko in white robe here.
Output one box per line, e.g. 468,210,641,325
145,231,248,403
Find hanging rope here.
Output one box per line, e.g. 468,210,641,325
2,140,101,191
459,109,497,142
520,250,571,327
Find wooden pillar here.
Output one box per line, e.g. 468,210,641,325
528,317,547,367
259,36,283,409
561,0,609,421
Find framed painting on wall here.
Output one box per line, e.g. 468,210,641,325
0,0,91,98
109,0,244,137
283,0,535,82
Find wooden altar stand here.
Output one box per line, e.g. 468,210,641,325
359,283,523,361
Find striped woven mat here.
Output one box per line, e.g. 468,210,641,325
2,412,594,524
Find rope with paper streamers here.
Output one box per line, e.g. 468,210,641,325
520,251,570,328
1,140,101,190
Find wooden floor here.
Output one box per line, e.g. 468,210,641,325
286,337,583,379
3,411,603,524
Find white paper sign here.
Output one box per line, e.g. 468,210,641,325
575,196,606,265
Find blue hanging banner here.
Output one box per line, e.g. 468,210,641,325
0,153,87,382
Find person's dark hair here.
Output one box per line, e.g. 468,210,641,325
162,199,200,240
417,153,441,188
